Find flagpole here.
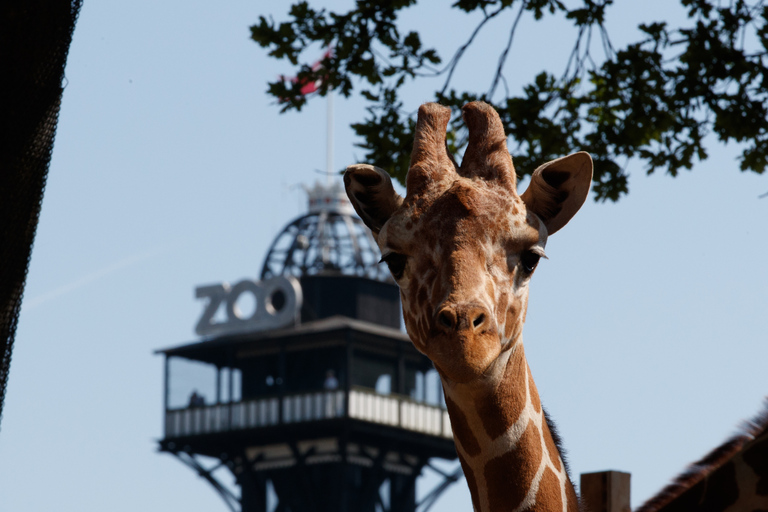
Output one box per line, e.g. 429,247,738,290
326,90,334,185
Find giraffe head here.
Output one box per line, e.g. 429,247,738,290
345,102,592,385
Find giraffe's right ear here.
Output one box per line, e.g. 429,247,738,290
344,164,404,236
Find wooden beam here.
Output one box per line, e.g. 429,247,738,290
580,470,631,512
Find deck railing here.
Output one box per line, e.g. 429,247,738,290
165,388,452,440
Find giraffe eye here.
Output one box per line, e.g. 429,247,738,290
380,253,407,280
520,250,541,274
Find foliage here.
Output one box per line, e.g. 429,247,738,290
251,0,768,201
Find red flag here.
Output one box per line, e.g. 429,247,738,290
279,48,332,101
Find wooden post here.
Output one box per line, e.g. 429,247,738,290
580,470,631,512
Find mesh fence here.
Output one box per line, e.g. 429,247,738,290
0,0,83,429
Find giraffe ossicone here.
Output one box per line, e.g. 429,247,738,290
345,101,592,512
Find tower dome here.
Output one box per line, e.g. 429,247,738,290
260,180,389,281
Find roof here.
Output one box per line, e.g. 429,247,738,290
155,315,413,363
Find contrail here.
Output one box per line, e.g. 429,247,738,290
23,244,173,311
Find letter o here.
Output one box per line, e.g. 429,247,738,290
225,279,263,323
260,276,302,328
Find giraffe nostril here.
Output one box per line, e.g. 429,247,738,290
473,313,485,329
437,309,455,330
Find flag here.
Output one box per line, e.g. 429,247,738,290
279,48,332,102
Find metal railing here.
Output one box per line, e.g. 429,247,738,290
165,388,452,439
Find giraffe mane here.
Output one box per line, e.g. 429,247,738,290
542,405,573,481
636,398,768,512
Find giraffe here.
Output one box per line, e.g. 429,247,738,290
637,401,768,512
344,101,593,512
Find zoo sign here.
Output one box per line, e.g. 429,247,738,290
194,276,302,337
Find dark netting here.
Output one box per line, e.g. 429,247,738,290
0,0,83,429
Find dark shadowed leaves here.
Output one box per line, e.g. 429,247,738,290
253,0,768,202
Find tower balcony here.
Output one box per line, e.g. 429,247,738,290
157,316,457,462
164,387,451,442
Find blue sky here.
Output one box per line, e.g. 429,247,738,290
1,1,767,510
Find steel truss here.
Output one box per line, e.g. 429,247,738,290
260,211,388,282
165,445,463,512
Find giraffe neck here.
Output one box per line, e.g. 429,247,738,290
441,342,578,512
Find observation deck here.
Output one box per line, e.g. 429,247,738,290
157,315,456,464
156,180,459,512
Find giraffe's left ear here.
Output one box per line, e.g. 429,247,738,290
520,152,593,235
344,164,404,237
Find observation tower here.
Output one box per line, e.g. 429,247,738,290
156,180,461,512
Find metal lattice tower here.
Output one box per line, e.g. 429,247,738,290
158,178,461,512
260,181,389,282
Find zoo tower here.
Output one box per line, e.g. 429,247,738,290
156,181,460,512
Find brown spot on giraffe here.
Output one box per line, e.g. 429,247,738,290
445,393,481,458
476,346,528,440
485,421,542,511
528,364,542,415
345,101,593,512
504,299,523,341
537,467,564,511
457,452,482,512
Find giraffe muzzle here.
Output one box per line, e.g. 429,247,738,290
435,303,493,336
429,302,501,383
